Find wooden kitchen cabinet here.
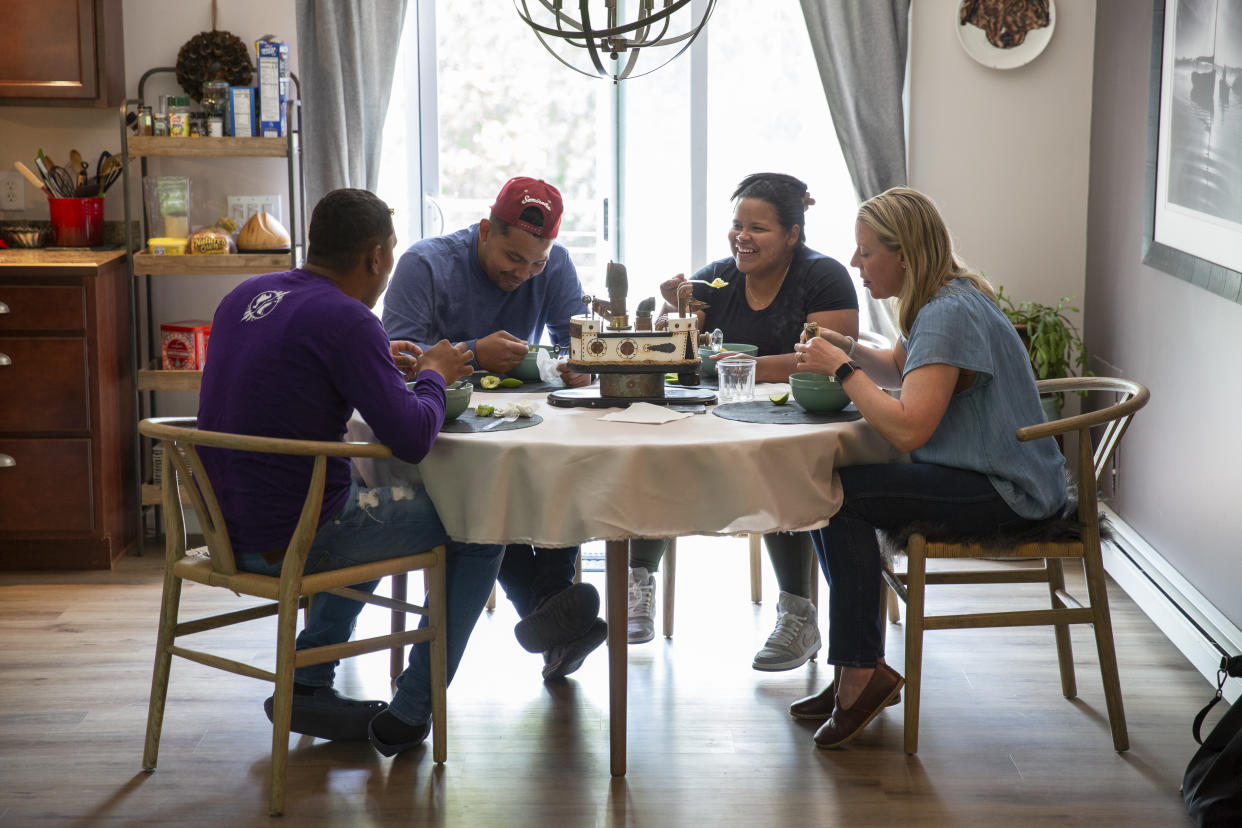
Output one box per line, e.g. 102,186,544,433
0,0,124,106
0,251,136,568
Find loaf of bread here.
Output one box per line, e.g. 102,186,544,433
188,227,235,254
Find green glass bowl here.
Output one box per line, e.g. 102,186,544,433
509,344,559,382
699,342,759,377
788,371,850,413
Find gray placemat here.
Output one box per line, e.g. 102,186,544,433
712,401,860,424
666,375,718,390
440,412,544,433
469,374,564,393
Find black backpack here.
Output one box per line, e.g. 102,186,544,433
1183,654,1242,827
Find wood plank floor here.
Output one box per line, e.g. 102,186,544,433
0,535,1214,827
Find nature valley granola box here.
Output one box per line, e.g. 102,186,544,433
161,321,212,370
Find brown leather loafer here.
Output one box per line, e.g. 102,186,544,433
790,667,900,721
813,663,904,749
790,667,840,720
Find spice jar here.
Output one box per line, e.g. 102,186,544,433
137,106,153,136
152,95,170,136
168,95,191,137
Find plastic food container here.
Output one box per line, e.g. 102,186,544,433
147,237,188,255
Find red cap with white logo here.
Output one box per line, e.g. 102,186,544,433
490,176,563,239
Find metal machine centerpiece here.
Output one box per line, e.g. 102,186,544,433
549,261,715,408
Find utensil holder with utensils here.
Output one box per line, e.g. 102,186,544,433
48,197,105,247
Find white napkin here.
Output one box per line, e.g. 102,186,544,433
535,347,562,384
599,401,692,425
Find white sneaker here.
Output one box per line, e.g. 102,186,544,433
627,567,657,644
752,591,821,671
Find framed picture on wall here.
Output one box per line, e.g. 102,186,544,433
1144,0,1242,302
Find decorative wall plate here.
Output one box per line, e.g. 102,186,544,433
956,0,1057,70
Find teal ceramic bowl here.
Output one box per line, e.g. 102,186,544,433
411,379,473,421
509,344,559,382
789,371,850,413
699,342,759,377
442,379,473,421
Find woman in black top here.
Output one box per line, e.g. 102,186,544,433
628,173,860,674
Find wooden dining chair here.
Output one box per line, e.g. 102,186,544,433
660,533,778,637
137,417,449,817
882,377,1149,754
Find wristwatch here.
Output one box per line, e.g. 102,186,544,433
835,360,860,382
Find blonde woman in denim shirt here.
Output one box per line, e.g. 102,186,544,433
791,187,1067,749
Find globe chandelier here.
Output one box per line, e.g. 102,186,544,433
514,0,717,82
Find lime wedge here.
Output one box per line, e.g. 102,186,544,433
475,404,495,417
480,375,501,389
769,391,790,405
499,377,523,388
665,373,679,384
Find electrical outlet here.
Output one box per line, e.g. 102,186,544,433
227,195,282,226
0,171,26,211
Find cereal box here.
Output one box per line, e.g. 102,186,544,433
161,321,212,370
256,40,290,138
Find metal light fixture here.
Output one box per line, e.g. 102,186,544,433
514,0,717,82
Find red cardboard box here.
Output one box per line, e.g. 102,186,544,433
161,320,212,370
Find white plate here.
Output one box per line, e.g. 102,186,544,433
955,0,1056,70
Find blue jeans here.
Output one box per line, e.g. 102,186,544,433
238,482,504,726
811,463,1040,669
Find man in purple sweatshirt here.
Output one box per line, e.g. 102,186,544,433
198,188,503,757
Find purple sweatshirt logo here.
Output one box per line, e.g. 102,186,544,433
242,289,290,322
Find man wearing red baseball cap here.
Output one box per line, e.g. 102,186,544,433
383,176,604,681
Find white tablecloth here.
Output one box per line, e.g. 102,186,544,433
347,384,899,547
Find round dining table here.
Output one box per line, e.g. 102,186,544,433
346,382,900,776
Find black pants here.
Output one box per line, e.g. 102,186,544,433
497,544,580,618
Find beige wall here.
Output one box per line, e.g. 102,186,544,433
908,0,1097,318
1087,1,1242,631
1,0,297,224
0,0,298,415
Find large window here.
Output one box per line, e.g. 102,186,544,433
378,3,611,306
380,2,860,318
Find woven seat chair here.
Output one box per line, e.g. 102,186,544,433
138,417,449,816
882,377,1149,754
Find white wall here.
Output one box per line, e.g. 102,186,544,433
908,0,1097,318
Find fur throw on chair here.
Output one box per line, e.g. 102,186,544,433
876,479,1110,563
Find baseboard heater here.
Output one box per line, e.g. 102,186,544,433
1101,505,1241,704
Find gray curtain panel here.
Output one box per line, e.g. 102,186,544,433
295,0,408,209
800,1,911,341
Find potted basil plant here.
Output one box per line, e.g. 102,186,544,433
996,288,1092,419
